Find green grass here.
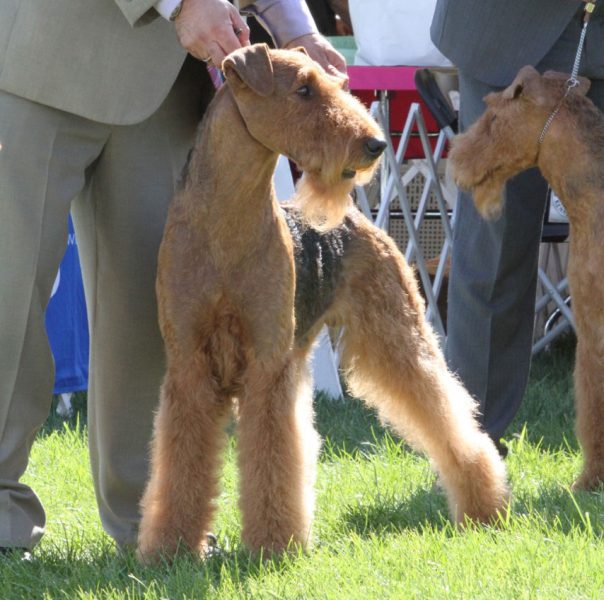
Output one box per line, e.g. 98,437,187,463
2,336,603,599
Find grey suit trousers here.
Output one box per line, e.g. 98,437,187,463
446,12,604,442
0,58,212,549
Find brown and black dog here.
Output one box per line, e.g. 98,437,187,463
137,44,509,563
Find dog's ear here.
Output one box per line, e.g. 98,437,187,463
574,75,591,95
575,75,591,96
543,70,591,96
502,65,539,100
503,81,524,101
222,43,275,96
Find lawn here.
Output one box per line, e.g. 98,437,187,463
2,336,603,599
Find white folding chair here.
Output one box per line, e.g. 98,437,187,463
354,69,458,341
532,189,575,354
355,101,453,340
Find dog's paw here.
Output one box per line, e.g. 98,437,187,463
571,471,604,492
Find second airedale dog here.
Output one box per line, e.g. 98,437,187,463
137,44,508,562
450,65,604,491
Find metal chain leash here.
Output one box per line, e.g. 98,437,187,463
569,1,596,84
539,1,597,144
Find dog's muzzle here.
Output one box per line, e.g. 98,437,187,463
341,137,387,179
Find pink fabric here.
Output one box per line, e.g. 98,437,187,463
347,66,418,91
207,65,224,90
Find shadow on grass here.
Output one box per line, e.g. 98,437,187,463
338,480,604,543
513,482,604,536
339,486,449,537
1,541,300,600
314,391,395,459
506,334,577,452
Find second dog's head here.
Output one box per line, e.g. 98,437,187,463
223,43,385,229
449,65,590,219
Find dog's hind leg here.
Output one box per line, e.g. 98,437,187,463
337,234,509,523
137,362,231,563
236,353,321,555
572,338,604,490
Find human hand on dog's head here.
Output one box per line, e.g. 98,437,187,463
174,0,250,66
284,32,348,82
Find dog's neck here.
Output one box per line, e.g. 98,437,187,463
183,85,281,237
538,104,604,225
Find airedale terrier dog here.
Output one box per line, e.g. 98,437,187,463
136,44,509,563
450,65,604,491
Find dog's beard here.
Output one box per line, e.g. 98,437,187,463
293,173,354,231
293,158,378,231
472,177,506,220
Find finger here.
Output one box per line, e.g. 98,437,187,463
214,21,247,58
187,44,211,63
313,50,337,75
206,40,227,66
326,49,347,76
327,64,349,90
230,10,251,46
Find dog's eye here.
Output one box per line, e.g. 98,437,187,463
296,85,311,97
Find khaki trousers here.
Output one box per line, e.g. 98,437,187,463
0,58,212,549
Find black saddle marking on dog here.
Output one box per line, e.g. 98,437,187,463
282,207,351,344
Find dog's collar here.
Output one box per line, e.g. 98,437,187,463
538,80,577,145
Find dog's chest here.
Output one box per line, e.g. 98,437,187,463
283,207,350,344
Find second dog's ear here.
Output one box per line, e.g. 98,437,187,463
223,43,275,96
503,82,524,101
543,70,591,96
574,75,591,96
503,65,539,100
575,75,591,96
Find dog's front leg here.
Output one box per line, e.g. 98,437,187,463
236,353,320,555
137,363,231,563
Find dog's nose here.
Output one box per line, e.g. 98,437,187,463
364,137,387,158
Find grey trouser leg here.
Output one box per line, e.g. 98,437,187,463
0,94,108,549
73,58,211,548
0,57,212,549
445,13,604,442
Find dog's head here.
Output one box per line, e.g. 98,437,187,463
449,65,590,219
223,43,385,228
